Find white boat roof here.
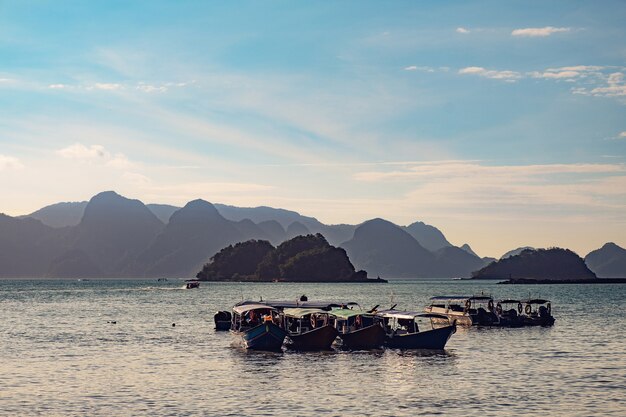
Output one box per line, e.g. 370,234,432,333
376,309,450,320
232,304,277,315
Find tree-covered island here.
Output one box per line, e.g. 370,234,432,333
196,233,386,282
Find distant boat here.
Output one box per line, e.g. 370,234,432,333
157,278,168,282
281,307,338,351
184,280,200,289
230,303,287,351
376,310,456,350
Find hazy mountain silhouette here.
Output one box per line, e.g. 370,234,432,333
213,203,354,245
585,243,626,278
460,243,478,257
233,218,271,241
67,191,164,276
433,246,489,277
135,199,244,277
341,218,437,278
402,221,452,252
473,248,596,280
26,201,87,228
0,214,66,277
256,220,287,245
146,203,180,224
500,246,535,259
285,221,310,239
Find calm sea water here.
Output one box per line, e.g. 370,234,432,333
1,279,624,417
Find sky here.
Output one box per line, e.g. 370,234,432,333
1,0,625,258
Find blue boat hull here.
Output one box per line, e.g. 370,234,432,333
385,325,455,350
234,322,287,351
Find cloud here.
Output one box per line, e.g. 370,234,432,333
573,71,626,98
404,65,435,72
87,83,123,91
353,161,626,214
511,26,571,37
48,84,67,89
56,143,136,169
456,27,470,34
529,70,580,79
458,66,522,81
0,154,24,170
620,132,626,138
57,143,109,159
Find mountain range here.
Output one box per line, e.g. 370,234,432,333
2,190,624,278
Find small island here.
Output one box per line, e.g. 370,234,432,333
471,247,614,284
196,233,387,283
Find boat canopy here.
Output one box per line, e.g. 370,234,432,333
429,296,470,301
282,308,329,318
330,308,366,319
232,303,277,315
520,298,550,304
237,300,360,310
376,309,450,320
468,295,493,301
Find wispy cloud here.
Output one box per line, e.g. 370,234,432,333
404,65,435,72
0,154,24,170
56,143,134,169
458,66,522,81
511,26,571,37
619,131,626,139
456,27,470,34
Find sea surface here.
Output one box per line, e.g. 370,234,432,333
1,279,624,417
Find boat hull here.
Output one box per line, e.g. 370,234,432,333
524,316,555,327
286,325,339,351
338,323,385,350
385,325,455,350
233,322,287,351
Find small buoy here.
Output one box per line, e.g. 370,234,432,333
172,323,176,327
107,321,117,324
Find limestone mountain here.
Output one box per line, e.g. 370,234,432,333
66,191,164,276
341,218,436,278
402,221,452,252
146,203,180,224
135,199,244,277
26,201,87,228
285,221,310,239
585,243,626,278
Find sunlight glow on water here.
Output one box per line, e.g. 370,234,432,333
1,279,625,416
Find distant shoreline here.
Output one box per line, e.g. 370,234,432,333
498,278,626,284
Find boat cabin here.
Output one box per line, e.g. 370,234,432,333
231,303,280,332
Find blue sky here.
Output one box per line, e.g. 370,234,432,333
1,1,625,257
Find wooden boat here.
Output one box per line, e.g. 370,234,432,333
376,310,456,350
424,295,498,326
281,308,338,351
214,310,232,331
332,308,385,350
231,303,287,351
520,299,555,326
184,280,200,289
494,299,525,327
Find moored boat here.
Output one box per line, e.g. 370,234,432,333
520,299,555,326
377,310,456,350
214,310,232,331
332,308,385,350
231,303,287,351
494,299,525,327
424,295,498,326
281,308,338,351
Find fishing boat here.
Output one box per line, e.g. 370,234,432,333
494,299,525,327
214,310,232,331
424,295,498,326
230,303,287,350
332,308,385,350
281,308,338,351
184,279,200,289
376,310,456,350
520,299,555,327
